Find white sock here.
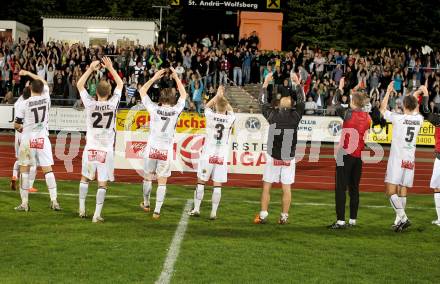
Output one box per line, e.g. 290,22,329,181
336,220,346,225
45,172,57,201
79,182,89,213
281,212,289,220
154,185,166,214
400,196,407,209
349,219,356,225
29,165,37,188
12,161,19,179
260,210,268,219
20,172,30,205
193,183,205,212
94,187,106,218
142,180,152,206
211,187,221,216
389,194,407,222
434,193,440,221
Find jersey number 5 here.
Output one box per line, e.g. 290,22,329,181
405,126,415,143
92,112,114,129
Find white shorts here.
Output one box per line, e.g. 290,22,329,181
430,158,440,189
15,132,21,159
143,146,171,178
263,156,296,185
18,136,53,167
385,156,415,188
197,159,228,183
81,149,114,182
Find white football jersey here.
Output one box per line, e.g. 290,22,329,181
202,107,235,160
142,95,185,150
80,88,122,152
16,85,51,139
384,110,424,162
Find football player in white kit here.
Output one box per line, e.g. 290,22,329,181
14,70,60,212
76,57,123,223
380,81,425,232
188,86,235,220
138,67,188,219
11,86,38,193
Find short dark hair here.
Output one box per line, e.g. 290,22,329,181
23,87,31,99
403,95,418,111
31,80,44,94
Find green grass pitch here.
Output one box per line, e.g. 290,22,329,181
0,178,439,283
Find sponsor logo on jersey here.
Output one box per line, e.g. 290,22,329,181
125,141,147,159
87,149,107,163
209,155,224,165
149,148,168,161
180,135,205,169
29,138,44,149
401,160,415,170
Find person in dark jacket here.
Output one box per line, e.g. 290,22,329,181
329,78,371,229
254,72,305,225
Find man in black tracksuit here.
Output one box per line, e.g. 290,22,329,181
254,72,305,224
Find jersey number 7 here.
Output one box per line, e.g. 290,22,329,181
161,117,171,132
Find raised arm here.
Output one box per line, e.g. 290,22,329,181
291,72,304,104
139,69,165,98
76,60,100,92
380,81,394,115
170,66,188,100
102,56,123,91
260,73,273,119
19,69,48,86
205,85,225,109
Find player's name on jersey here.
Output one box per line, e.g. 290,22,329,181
28,98,48,107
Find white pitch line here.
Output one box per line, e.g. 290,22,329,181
155,199,193,284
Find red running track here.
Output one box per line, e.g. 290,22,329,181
0,134,435,193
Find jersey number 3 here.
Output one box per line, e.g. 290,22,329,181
92,112,114,129
215,124,225,141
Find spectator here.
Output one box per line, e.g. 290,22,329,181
305,96,317,115
1,91,14,104
192,80,204,114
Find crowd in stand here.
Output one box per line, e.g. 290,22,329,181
1,33,440,116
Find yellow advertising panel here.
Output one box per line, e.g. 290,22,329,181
116,110,206,134
367,121,435,145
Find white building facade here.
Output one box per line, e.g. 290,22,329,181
42,16,158,47
0,21,30,42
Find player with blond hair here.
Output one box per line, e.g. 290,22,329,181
189,86,235,220
76,57,123,223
